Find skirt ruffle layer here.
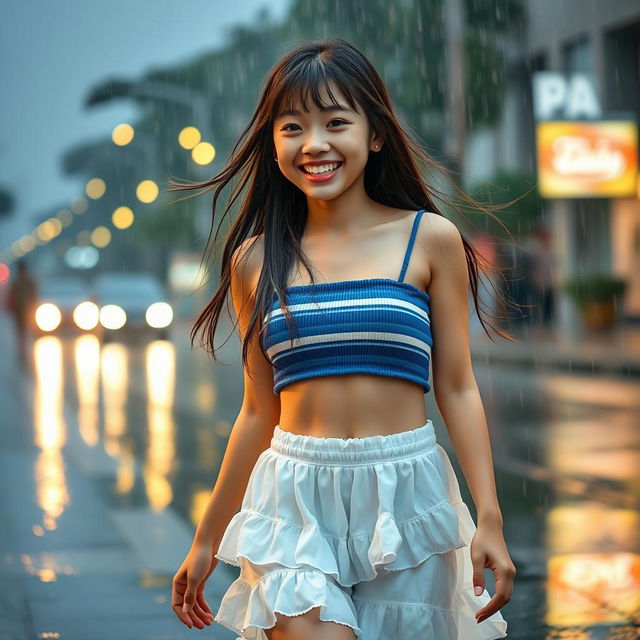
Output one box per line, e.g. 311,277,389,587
213,566,362,640
214,437,508,639
214,498,465,588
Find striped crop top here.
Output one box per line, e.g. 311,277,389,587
261,209,432,395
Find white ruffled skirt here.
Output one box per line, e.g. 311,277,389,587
213,419,508,639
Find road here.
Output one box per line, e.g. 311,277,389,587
1,311,638,639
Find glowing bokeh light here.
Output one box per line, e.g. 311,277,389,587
112,206,134,229
99,305,126,330
71,196,88,214
73,302,100,330
90,226,111,248
64,246,99,270
136,180,159,204
19,235,36,252
145,302,173,329
112,123,135,146
178,126,201,149
86,178,106,199
56,209,74,227
35,303,62,332
192,142,215,165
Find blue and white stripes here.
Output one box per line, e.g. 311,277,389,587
261,277,433,395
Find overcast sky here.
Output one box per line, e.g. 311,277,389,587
0,0,290,246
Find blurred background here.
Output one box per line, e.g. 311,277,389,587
0,1,639,639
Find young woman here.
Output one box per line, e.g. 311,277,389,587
170,37,516,639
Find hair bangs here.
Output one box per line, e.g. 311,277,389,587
272,61,361,123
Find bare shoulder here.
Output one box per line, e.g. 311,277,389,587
231,234,265,292
391,207,459,243
232,233,264,271
416,211,465,274
419,210,462,246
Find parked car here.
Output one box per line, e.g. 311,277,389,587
92,272,174,341
33,275,97,335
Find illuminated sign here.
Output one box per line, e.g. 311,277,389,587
532,72,639,198
533,72,601,121
536,120,638,198
547,552,640,627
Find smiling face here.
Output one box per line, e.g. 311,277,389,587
272,82,383,201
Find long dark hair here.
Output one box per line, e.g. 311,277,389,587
166,36,522,381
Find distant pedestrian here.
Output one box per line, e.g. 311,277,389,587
5,259,38,367
528,226,556,328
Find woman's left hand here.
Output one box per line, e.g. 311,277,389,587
469,521,516,624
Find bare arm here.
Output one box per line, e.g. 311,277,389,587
192,235,281,550
425,215,502,525
193,411,275,548
172,236,280,629
434,388,502,524
426,215,515,621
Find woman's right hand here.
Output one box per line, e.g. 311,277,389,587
172,542,219,629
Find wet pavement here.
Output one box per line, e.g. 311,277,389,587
1,310,639,639
471,322,640,377
0,313,240,640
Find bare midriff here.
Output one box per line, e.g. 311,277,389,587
277,374,429,439
258,207,433,439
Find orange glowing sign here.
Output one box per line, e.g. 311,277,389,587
546,552,640,627
536,120,638,198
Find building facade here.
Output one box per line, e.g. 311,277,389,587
466,0,640,330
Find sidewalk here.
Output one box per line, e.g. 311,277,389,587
0,313,238,640
470,322,640,377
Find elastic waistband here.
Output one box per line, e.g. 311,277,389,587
270,419,436,465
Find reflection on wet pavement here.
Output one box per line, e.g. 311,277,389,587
2,315,639,638
470,365,640,638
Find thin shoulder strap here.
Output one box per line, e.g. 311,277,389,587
398,209,426,283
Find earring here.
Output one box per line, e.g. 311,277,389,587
274,156,278,162
375,145,380,150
